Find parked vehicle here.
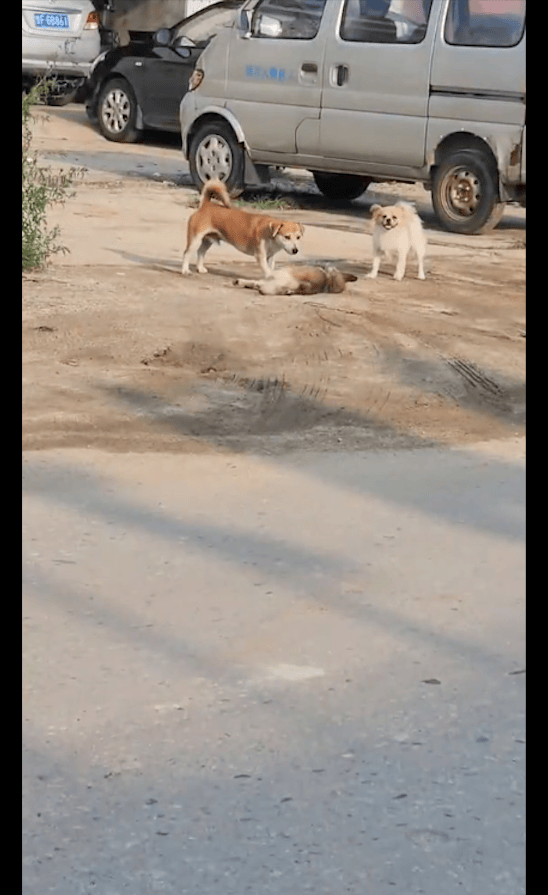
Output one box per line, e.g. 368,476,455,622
180,0,526,233
85,0,243,142
22,0,102,105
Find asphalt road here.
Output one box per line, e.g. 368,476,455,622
23,439,525,895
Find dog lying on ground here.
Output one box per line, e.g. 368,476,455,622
367,202,427,281
233,265,358,295
181,179,305,277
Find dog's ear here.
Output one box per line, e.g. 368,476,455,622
270,222,283,237
299,224,305,236
370,204,382,219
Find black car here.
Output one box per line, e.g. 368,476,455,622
86,0,242,143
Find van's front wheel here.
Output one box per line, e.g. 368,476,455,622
189,121,244,195
432,150,505,234
312,172,371,203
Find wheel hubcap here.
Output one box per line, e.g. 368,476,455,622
102,89,130,133
196,135,232,182
445,167,481,217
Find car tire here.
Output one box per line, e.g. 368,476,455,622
97,77,142,143
432,149,505,234
46,88,78,107
312,172,371,203
189,121,244,195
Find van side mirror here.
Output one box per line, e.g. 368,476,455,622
256,15,283,38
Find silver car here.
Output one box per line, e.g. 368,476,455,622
22,0,102,105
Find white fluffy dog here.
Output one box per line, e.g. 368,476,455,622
368,202,427,281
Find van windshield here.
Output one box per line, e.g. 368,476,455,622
173,1,241,45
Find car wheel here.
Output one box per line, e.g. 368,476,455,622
97,78,141,143
432,149,505,234
189,121,244,194
312,172,371,202
46,88,78,107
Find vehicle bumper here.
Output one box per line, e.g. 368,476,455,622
22,57,93,78
22,25,99,78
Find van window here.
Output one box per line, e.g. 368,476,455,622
445,0,526,47
250,0,328,40
340,0,433,44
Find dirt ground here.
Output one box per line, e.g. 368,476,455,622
23,105,525,456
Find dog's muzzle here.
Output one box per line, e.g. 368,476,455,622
291,247,299,254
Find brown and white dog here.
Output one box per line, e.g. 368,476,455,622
181,179,305,277
368,202,427,281
234,265,358,296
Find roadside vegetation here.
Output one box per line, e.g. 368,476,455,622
22,80,83,271
187,192,297,211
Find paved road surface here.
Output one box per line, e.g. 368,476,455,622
23,439,525,894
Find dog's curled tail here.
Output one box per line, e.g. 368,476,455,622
199,178,232,209
325,267,358,293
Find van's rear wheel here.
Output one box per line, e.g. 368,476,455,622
189,121,244,195
432,149,505,234
312,172,371,202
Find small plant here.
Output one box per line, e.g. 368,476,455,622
186,190,297,212
22,80,83,271
234,194,296,211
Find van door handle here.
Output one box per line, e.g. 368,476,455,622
334,64,349,86
301,62,318,74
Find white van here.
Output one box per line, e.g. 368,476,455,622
180,0,525,234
